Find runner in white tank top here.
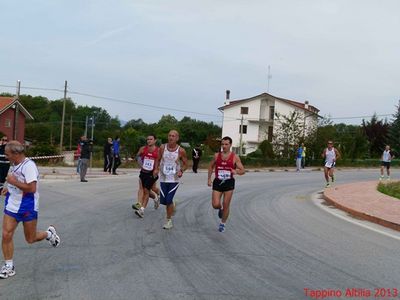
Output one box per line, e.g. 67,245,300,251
380,145,394,180
154,130,187,230
322,141,341,188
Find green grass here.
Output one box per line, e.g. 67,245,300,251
377,181,400,200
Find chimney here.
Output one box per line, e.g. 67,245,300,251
225,90,230,105
304,100,309,110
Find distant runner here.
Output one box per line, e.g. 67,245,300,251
322,140,341,188
208,136,245,232
380,145,394,181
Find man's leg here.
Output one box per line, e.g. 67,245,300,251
221,190,234,223
2,215,18,261
80,159,88,181
22,219,48,244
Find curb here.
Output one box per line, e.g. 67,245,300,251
323,181,400,232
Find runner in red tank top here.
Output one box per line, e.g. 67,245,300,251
208,136,245,232
132,134,161,218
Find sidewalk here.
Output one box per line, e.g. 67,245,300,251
324,181,400,231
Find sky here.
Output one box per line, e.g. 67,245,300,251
1,0,399,126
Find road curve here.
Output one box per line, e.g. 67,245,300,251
0,169,399,299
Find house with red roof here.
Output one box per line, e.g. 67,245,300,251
218,91,320,155
0,97,34,142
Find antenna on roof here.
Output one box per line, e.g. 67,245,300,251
267,65,272,93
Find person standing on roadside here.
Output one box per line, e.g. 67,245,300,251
79,136,92,182
112,136,121,175
322,140,341,188
208,136,245,233
154,130,188,230
295,144,303,172
103,137,113,173
191,145,202,173
0,140,60,279
133,134,160,218
301,143,306,169
0,136,10,192
380,145,394,181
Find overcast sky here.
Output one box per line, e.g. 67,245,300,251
1,0,399,125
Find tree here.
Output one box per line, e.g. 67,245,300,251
362,114,389,158
273,111,304,158
389,100,400,154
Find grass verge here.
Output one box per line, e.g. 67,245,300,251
377,181,400,200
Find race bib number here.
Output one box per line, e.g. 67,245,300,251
218,170,231,180
163,163,176,175
143,158,155,171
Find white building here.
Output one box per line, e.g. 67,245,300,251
219,91,320,155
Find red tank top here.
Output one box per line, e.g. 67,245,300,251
141,146,159,172
215,152,235,180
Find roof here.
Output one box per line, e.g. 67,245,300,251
218,92,320,114
0,97,34,120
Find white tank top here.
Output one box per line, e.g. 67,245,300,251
325,148,336,165
160,144,180,183
382,150,392,162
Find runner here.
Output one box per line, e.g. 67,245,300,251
322,140,341,188
133,134,160,218
380,145,394,181
207,136,245,232
154,130,187,230
0,141,60,279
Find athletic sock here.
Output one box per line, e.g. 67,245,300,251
5,260,13,268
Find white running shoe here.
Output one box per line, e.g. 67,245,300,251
154,194,160,209
0,264,15,279
47,225,60,248
135,209,144,218
163,219,173,230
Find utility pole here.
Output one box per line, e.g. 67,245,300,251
239,115,244,156
267,65,272,93
89,116,95,170
13,80,21,140
84,116,88,137
69,115,73,150
59,80,67,153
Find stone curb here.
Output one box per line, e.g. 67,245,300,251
323,181,400,231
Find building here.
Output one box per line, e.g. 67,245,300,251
0,97,34,142
219,91,320,155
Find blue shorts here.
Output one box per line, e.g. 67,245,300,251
4,209,38,223
160,182,179,206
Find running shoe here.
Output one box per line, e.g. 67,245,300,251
163,219,173,230
0,264,15,279
132,203,141,211
218,208,223,219
154,194,160,209
218,223,225,233
46,225,60,248
387,176,391,181
379,175,384,181
135,209,144,218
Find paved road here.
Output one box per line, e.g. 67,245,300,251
1,169,400,299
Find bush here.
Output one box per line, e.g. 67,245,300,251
26,144,59,157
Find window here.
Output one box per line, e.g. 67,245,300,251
268,126,273,142
240,107,249,114
239,125,247,134
5,119,11,128
269,106,275,120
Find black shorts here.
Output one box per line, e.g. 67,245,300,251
212,178,235,192
139,171,158,190
381,161,391,169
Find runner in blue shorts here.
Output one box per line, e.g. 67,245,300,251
0,141,60,279
154,130,187,230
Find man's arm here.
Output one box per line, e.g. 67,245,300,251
233,154,245,176
208,154,217,186
177,148,188,177
153,145,164,177
335,148,341,160
6,174,37,193
135,146,144,168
